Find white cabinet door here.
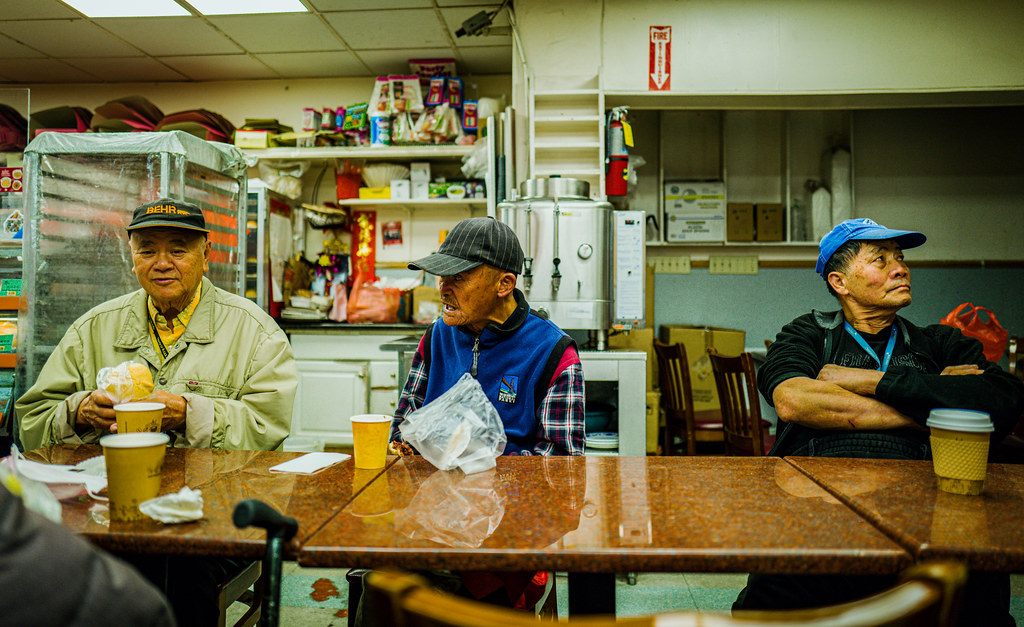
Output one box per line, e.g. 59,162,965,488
293,359,367,444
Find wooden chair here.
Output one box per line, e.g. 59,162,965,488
1009,336,1022,380
217,560,262,627
652,339,724,455
708,349,775,456
364,560,967,627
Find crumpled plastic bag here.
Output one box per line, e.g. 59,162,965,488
395,468,505,548
1,446,65,523
1,445,107,505
139,487,203,524
96,361,154,404
399,373,506,473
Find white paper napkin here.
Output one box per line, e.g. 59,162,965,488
269,452,350,474
139,487,203,524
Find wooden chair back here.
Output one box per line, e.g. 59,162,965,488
365,560,967,626
653,338,723,455
708,349,769,456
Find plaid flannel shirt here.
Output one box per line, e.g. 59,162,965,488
391,344,586,456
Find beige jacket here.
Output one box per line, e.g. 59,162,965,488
17,277,296,451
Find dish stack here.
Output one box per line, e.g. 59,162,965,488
585,431,619,452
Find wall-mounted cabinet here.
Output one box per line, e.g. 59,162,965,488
530,90,605,199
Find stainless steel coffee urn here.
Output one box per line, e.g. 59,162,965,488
499,177,645,350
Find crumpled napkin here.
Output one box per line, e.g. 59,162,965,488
139,487,203,524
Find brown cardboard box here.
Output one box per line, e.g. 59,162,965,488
658,324,746,412
726,202,755,241
756,202,784,242
646,391,661,454
608,328,656,392
411,285,442,324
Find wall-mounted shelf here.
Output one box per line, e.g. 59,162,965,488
0,296,18,309
243,145,475,161
0,354,13,368
335,198,485,208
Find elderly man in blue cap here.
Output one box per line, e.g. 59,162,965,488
733,218,1024,625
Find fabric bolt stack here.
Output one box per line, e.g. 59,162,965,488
28,106,92,139
0,105,27,151
90,96,164,132
157,109,236,143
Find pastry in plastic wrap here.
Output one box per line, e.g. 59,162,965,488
97,361,154,404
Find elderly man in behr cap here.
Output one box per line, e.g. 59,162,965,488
391,216,585,457
733,218,1024,626
17,197,298,625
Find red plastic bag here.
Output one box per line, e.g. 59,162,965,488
940,303,1008,362
346,280,401,324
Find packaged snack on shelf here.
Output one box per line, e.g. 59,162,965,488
334,106,346,131
302,107,321,131
0,319,14,353
320,108,336,131
447,77,464,108
462,101,478,132
389,75,424,114
408,58,457,85
369,77,392,116
425,77,445,106
342,103,368,130
392,111,414,143
369,116,391,146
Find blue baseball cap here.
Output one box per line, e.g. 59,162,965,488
816,218,926,278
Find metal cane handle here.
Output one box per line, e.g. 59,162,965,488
233,499,298,541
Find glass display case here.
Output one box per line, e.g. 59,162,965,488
18,131,248,397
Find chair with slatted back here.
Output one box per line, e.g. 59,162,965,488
708,349,775,456
364,560,967,627
993,336,1024,463
652,339,724,455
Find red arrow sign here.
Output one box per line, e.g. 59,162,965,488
649,26,671,91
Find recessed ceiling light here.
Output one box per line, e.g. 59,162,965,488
61,0,191,17
186,0,309,15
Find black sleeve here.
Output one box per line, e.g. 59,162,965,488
0,485,176,627
758,314,826,407
875,324,1024,441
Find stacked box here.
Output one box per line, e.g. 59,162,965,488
726,202,755,241
756,203,784,241
664,181,726,242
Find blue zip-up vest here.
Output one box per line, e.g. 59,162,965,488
421,289,574,455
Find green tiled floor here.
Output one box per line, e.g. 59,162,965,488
229,567,1024,626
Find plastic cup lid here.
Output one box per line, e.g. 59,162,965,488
926,408,994,433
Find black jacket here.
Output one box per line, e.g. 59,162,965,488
760,310,1024,458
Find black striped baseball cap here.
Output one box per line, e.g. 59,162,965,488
408,216,524,276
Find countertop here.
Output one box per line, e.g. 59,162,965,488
279,321,430,335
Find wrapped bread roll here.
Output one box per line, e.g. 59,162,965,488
97,361,154,403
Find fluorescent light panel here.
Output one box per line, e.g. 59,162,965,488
62,0,190,17
186,0,309,15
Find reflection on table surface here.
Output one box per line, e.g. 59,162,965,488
26,444,393,560
300,455,910,575
785,457,1024,571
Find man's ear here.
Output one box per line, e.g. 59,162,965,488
495,271,516,298
827,271,849,295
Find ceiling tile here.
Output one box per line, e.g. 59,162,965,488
355,48,454,76
308,0,430,9
325,9,449,50
0,35,46,59
0,19,142,57
96,17,243,56
70,57,189,82
2,0,80,19
436,0,505,6
208,14,344,53
255,51,372,78
442,7,510,47
0,58,103,83
158,54,279,81
455,45,510,75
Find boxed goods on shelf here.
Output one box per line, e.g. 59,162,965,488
664,181,726,242
756,203,784,242
726,203,755,241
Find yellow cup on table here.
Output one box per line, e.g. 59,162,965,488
350,468,392,517
350,414,392,469
101,432,170,522
927,408,994,496
114,401,165,434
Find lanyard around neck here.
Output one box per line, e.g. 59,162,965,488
844,321,897,372
148,313,170,360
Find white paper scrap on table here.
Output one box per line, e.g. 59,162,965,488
269,452,350,474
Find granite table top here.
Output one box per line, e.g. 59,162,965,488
785,457,1024,572
26,444,395,560
299,455,911,575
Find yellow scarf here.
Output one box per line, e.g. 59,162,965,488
147,283,202,361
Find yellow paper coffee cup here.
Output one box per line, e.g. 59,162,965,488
927,408,993,496
101,432,170,522
350,414,392,469
114,402,165,434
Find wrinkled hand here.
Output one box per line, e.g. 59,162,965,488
816,364,884,396
76,390,117,433
146,390,188,432
940,364,984,376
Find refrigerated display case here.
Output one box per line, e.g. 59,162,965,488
245,181,299,314
18,130,248,397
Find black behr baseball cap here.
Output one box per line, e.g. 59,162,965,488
127,198,209,233
408,216,524,276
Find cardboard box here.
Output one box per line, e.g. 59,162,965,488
410,162,430,183
390,179,410,199
646,391,661,455
726,202,755,241
411,285,442,324
756,202,784,242
358,186,391,200
233,129,271,149
664,181,726,242
658,324,746,412
608,328,656,392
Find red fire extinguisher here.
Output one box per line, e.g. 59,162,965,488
606,107,630,196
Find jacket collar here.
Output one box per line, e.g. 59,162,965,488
114,277,217,349
812,308,914,346
457,288,530,341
